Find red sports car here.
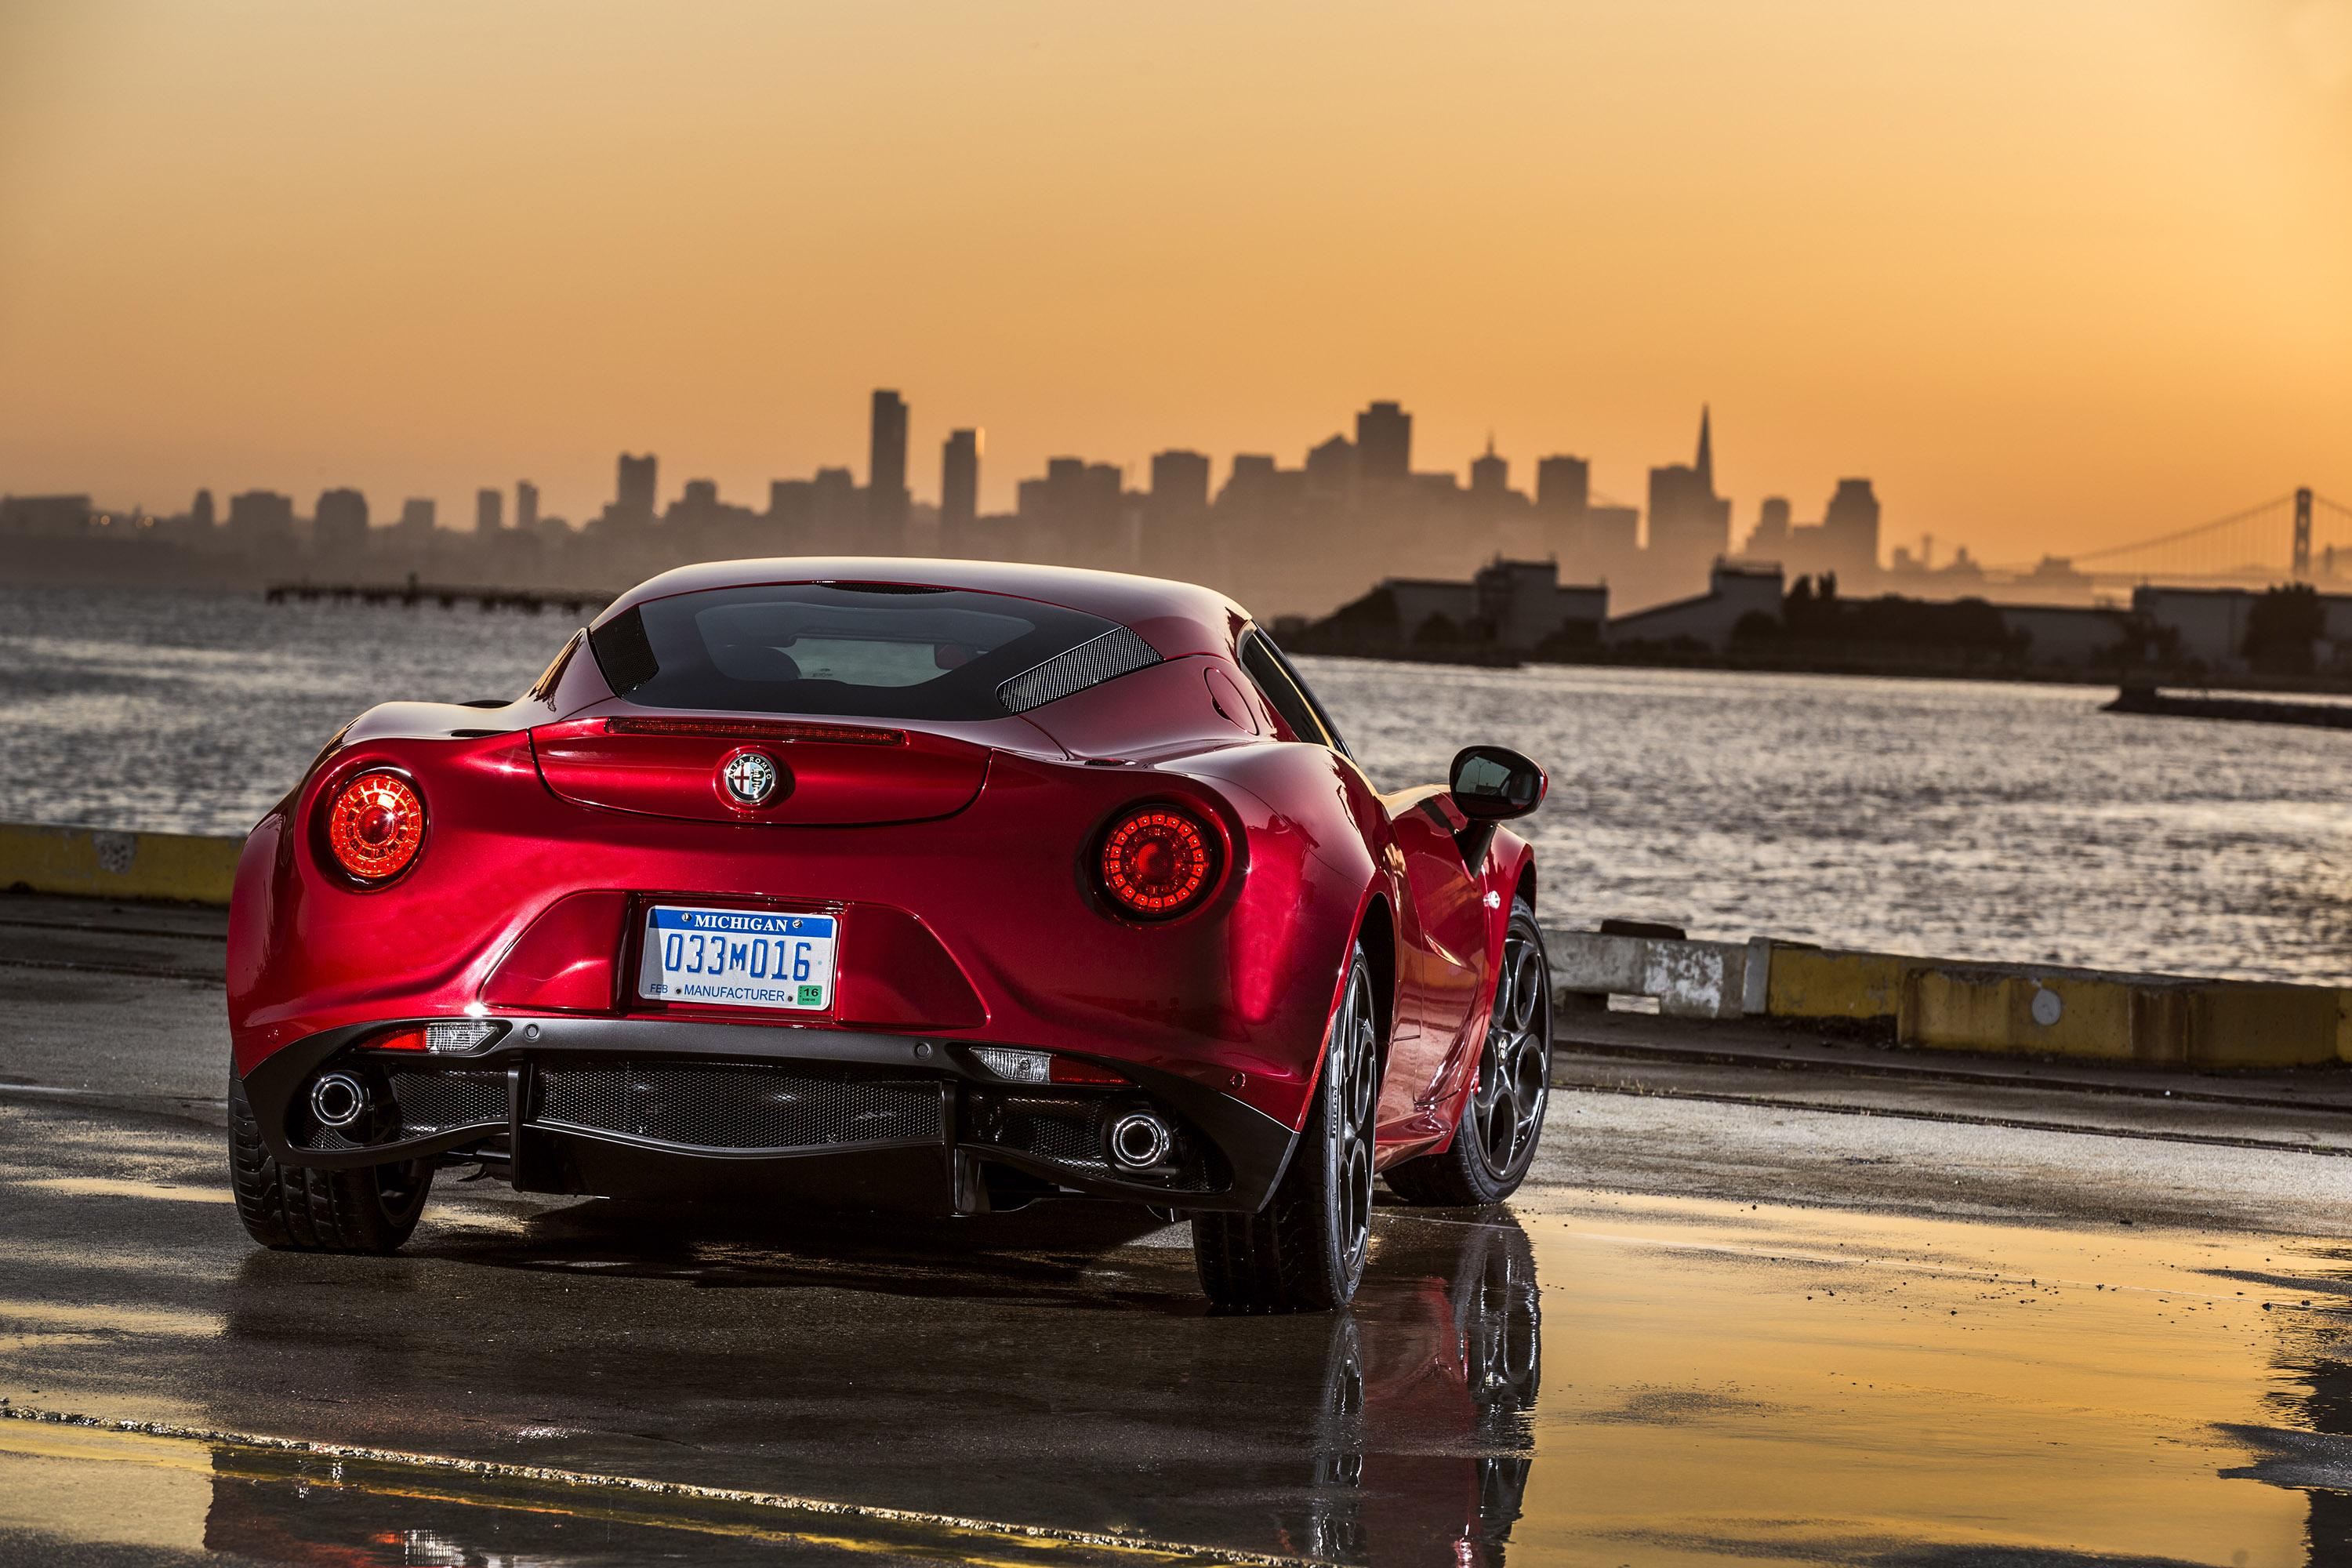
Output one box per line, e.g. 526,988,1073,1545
225,559,1552,1311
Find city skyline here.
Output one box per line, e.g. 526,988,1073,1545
38,385,2339,622
0,3,2344,564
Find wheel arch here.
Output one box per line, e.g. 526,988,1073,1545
1354,891,1397,1080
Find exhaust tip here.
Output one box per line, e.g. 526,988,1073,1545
1106,1109,1174,1171
309,1071,368,1129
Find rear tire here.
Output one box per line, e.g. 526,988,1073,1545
1385,898,1552,1207
1193,943,1380,1312
228,1072,433,1254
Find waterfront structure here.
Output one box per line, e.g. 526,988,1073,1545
1302,558,1609,654
1998,604,2132,667
1609,561,1784,652
1,495,94,536
395,499,436,542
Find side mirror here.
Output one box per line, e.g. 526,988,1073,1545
1450,746,1546,822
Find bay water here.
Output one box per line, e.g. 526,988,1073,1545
5,582,2346,985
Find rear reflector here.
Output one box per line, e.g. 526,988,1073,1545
371,1027,427,1051
967,1046,1128,1085
970,1046,1049,1083
603,717,905,746
426,1021,501,1054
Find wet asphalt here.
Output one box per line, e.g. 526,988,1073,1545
12,892,2352,1566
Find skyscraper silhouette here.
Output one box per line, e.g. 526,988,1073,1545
869,390,909,552
1645,406,1732,583
517,481,539,532
616,454,657,526
1470,437,1508,497
1820,478,1881,577
1536,455,1590,516
940,429,980,556
476,488,503,532
315,488,368,554
1356,401,1411,483
1145,449,1212,575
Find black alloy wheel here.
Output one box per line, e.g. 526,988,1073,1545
1385,898,1552,1207
227,1072,434,1254
1193,942,1380,1311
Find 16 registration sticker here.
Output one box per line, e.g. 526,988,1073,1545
639,906,836,1012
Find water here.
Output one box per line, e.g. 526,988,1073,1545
4,583,2347,984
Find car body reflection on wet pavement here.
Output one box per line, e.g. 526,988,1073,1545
22,1209,1546,1566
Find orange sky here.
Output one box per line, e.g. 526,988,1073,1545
1,0,2346,564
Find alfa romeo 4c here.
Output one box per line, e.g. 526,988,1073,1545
226,559,1552,1311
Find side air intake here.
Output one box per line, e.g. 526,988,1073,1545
996,626,1163,714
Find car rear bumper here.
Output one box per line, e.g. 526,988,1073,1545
239,1015,1298,1215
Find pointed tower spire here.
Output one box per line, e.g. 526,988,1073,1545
1695,405,1714,494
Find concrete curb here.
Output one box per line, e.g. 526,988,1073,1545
1543,926,2352,1069
0,822,243,905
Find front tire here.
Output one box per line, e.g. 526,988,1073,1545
1385,898,1552,1207
1193,943,1380,1312
228,1072,433,1254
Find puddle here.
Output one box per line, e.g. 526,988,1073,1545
6,1189,2352,1565
1504,1193,2343,1565
0,1418,1274,1566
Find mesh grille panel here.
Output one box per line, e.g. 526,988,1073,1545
390,1070,507,1132
537,1062,939,1152
996,626,1161,713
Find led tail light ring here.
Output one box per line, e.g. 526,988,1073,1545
326,771,426,883
1098,805,1218,919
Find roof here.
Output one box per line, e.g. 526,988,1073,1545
595,556,1250,661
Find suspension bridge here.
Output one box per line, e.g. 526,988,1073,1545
1987,488,2352,587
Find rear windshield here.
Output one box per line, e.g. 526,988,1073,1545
588,582,1126,720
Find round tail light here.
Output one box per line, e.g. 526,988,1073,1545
1098,805,1218,919
325,771,426,883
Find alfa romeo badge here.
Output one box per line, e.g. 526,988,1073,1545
720,750,780,806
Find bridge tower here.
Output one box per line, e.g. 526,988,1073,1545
2296,488,2314,580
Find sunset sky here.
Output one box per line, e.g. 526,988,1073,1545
1,0,2346,564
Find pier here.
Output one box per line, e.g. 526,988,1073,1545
263,574,614,615
2103,682,2352,729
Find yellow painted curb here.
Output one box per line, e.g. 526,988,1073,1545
1756,938,2350,1069
0,822,242,905
1765,946,1903,1021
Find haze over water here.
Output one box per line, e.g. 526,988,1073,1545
5,581,2347,985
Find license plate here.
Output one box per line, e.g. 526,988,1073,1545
638,906,837,1012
